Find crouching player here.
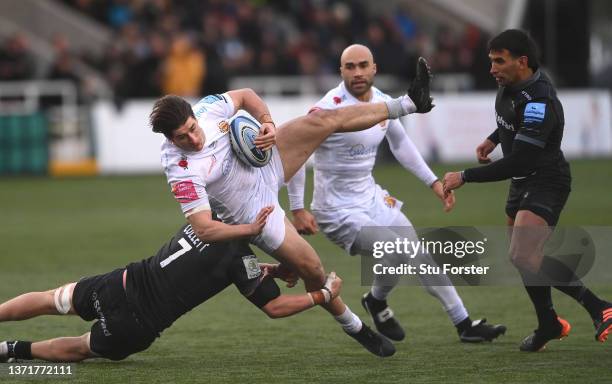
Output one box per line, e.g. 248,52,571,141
0,214,342,362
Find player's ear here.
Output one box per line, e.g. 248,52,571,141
372,62,377,75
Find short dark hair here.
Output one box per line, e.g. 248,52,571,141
488,29,540,71
149,95,195,139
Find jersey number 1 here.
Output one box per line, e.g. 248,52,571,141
160,238,192,268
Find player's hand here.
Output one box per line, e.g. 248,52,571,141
431,180,455,212
325,272,342,300
476,139,496,164
254,122,276,151
276,263,298,288
250,205,274,235
442,172,464,194
291,208,319,235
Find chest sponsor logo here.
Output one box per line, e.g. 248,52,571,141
171,180,199,203
333,96,342,105
348,144,377,158
218,120,230,134
242,255,261,279
496,112,515,132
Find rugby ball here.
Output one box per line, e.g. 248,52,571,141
229,115,272,167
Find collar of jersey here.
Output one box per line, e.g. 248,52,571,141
507,69,541,92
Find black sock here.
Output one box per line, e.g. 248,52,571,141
9,341,33,360
541,256,606,320
520,270,557,329
365,293,388,312
455,316,472,333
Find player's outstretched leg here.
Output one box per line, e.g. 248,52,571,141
1,334,94,362
276,57,434,183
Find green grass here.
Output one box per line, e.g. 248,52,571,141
1,159,611,383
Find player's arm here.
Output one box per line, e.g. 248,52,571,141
227,88,275,150
287,166,318,235
187,206,273,242
444,101,552,191
386,119,454,211
249,271,342,319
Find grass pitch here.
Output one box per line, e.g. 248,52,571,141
1,159,611,383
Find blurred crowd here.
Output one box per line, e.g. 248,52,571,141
0,0,494,101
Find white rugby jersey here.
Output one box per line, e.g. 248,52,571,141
161,93,262,224
306,82,437,210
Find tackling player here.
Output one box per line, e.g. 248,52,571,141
148,59,434,356
287,44,506,343
0,217,342,362
443,29,612,351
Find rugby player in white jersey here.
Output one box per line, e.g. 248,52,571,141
288,44,506,343
149,60,434,357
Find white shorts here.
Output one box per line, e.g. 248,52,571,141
250,147,287,254
312,184,403,254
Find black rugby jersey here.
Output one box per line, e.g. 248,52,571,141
125,224,277,333
464,70,571,183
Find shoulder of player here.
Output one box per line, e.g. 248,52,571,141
193,94,231,117
516,72,557,106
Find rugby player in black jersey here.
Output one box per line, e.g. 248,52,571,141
0,210,355,362
443,29,611,351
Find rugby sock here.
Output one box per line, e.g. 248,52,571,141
335,307,363,334
385,95,416,118
541,256,606,320
455,316,474,333
521,270,557,328
2,341,32,360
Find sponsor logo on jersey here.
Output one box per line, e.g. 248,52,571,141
333,96,342,105
379,120,387,129
218,120,229,133
348,144,377,158
178,155,189,170
242,255,261,279
496,112,515,131
521,90,532,101
171,180,199,203
524,102,546,124
384,194,397,208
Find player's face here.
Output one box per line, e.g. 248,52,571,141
489,49,524,86
171,117,204,152
341,58,377,99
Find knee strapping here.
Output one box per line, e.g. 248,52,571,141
54,283,75,314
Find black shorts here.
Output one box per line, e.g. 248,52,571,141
72,268,158,361
505,178,570,226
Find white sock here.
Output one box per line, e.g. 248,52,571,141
446,302,470,326
370,286,392,301
0,341,7,357
334,307,363,334
385,95,416,118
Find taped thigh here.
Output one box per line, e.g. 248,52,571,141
54,283,76,315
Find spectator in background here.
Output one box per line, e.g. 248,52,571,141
0,33,36,81
161,33,205,97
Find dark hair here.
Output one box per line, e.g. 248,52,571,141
488,29,540,71
149,95,195,139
